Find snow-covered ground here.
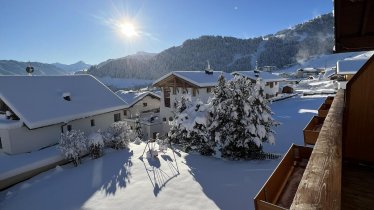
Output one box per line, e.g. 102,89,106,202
294,79,336,95
0,96,325,210
98,76,153,89
0,146,63,180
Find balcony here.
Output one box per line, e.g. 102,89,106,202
303,116,325,146
254,90,345,210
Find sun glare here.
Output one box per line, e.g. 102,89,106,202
119,22,138,38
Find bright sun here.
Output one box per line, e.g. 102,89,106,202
119,22,138,38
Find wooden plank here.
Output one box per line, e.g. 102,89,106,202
344,55,374,163
290,90,344,210
256,200,287,210
254,145,312,210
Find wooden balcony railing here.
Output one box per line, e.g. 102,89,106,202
290,90,344,210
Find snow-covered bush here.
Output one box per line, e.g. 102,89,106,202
88,132,104,159
208,75,279,159
101,121,133,149
58,130,88,166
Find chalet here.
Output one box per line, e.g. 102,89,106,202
0,75,128,155
153,67,233,136
254,0,374,209
233,71,285,98
116,90,162,140
336,58,368,89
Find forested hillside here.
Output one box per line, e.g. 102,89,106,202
88,13,334,80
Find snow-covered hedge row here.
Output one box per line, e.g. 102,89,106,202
58,121,134,166
167,75,279,159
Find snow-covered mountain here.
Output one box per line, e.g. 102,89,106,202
51,61,91,73
88,13,335,80
0,60,68,75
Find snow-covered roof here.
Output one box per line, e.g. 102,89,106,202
153,71,234,87
233,71,285,82
115,90,160,108
0,75,127,129
337,58,368,75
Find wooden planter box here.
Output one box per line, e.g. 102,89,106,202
324,96,334,105
318,103,331,118
254,145,313,210
303,115,325,145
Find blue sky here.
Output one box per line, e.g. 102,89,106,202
0,0,333,65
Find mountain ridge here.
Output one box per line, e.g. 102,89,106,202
87,13,334,80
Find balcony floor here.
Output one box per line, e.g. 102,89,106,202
342,161,374,210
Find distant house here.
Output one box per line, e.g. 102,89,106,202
282,85,294,94
232,70,286,98
116,90,161,140
336,58,368,89
295,67,319,78
153,68,233,136
0,75,128,155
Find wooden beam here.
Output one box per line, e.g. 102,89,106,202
360,0,371,35
290,90,344,210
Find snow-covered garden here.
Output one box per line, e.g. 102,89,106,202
0,94,324,210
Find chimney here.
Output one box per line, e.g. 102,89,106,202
205,60,213,74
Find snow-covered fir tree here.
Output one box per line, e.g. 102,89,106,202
166,95,190,147
58,130,88,166
168,95,215,155
209,75,279,159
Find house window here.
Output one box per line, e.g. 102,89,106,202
207,87,211,93
61,126,64,133
123,110,127,116
67,125,72,132
114,113,121,122
0,137,2,149
163,117,167,122
164,87,171,108
130,126,133,130
91,119,95,127
143,102,148,107
169,117,173,121
172,87,176,95
269,82,274,88
153,132,158,139
192,88,196,97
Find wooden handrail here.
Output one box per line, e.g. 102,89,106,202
290,90,344,210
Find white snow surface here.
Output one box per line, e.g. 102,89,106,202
115,90,160,108
0,115,23,129
280,51,367,73
0,96,326,210
153,71,234,87
0,146,63,180
233,71,285,82
98,77,153,89
337,58,368,75
0,75,127,129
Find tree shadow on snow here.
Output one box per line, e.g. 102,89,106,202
184,154,277,210
0,149,134,210
139,151,180,197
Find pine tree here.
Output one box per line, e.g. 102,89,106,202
167,95,190,146
134,115,144,140
209,75,279,159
